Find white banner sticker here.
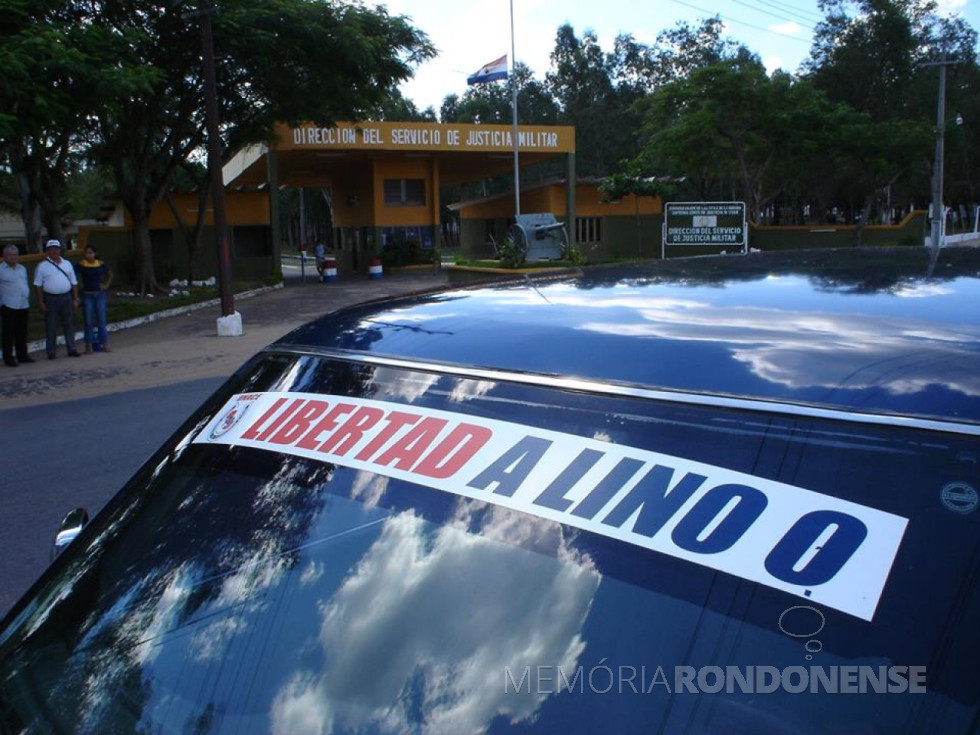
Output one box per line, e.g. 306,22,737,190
194,392,908,621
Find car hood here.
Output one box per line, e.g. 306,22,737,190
274,248,980,428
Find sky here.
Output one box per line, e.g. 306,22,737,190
381,0,978,114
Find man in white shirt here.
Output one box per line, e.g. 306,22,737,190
314,242,326,276
0,245,35,366
33,239,80,359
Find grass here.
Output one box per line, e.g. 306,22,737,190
453,258,585,269
26,280,269,342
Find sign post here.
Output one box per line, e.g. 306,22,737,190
663,202,747,258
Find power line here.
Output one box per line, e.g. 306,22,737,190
729,0,822,28
736,0,824,25
667,0,815,46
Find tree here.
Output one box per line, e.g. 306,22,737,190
640,17,744,87
439,63,560,202
161,160,212,284
109,0,433,293
546,25,617,176
599,172,682,256
635,56,857,222
803,0,978,224
374,89,437,122
806,0,923,121
440,62,558,127
0,0,131,250
543,22,744,179
3,0,434,291
440,76,511,125
941,61,980,209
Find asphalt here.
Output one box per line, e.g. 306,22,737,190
0,267,450,410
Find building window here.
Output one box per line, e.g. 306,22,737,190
576,217,602,244
383,179,426,207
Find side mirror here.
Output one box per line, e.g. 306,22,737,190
51,508,89,561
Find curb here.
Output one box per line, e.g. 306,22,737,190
27,283,284,355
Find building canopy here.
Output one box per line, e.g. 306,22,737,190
224,122,576,190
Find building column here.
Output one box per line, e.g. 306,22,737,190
566,152,576,250
267,148,282,267
430,157,442,258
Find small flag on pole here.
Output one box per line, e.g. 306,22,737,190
467,55,508,85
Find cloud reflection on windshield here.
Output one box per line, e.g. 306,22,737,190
271,505,601,734
565,291,980,399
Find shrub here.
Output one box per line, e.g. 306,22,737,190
564,241,585,265
497,236,525,269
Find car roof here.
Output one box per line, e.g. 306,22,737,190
271,247,980,431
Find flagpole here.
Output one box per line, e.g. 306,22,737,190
510,0,520,216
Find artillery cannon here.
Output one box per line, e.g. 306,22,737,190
507,213,568,262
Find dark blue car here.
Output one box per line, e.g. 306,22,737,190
2,247,978,733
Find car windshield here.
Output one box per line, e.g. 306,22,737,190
1,354,977,734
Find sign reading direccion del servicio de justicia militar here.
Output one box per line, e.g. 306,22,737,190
663,202,748,253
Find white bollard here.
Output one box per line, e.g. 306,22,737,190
217,311,244,337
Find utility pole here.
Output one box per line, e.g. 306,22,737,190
197,0,240,334
921,57,961,256
509,0,520,217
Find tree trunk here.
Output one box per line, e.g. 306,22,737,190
42,211,65,250
163,181,209,284
17,173,42,253
854,194,875,247
129,202,158,295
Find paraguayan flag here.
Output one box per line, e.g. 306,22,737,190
467,55,508,85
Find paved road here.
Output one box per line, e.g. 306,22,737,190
0,378,224,618
0,268,448,410
0,268,449,618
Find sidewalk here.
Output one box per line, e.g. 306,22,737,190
0,270,449,410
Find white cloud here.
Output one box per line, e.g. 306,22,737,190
770,21,803,36
271,508,601,733
554,284,980,398
764,55,787,74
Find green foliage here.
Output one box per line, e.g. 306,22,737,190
374,89,437,122
381,238,424,267
599,173,680,202
564,241,586,266
279,188,334,253
3,0,435,283
2,0,979,271
545,25,622,176
441,63,558,126
799,0,978,220
642,18,745,85
496,236,525,269
65,167,114,221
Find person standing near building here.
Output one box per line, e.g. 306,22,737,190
33,239,80,359
0,244,35,367
75,246,113,352
314,241,327,276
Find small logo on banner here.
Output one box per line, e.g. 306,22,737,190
209,401,252,440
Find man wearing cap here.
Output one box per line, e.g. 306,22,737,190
0,244,35,367
33,239,80,359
